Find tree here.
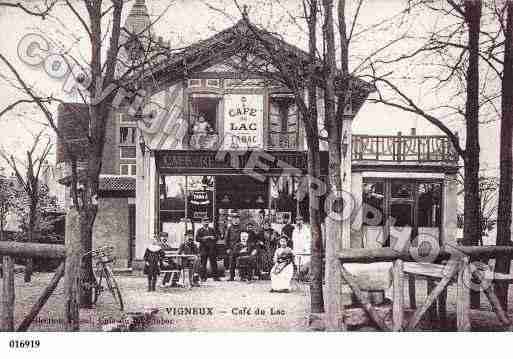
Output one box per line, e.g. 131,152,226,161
229,1,327,314
0,0,173,329
456,174,498,242
495,0,513,310
365,0,485,308
0,170,16,278
1,131,53,282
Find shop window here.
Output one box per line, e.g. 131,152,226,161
417,182,442,227
391,181,413,199
268,95,298,149
120,126,137,144
390,203,413,227
270,176,297,224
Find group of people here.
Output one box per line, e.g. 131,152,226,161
143,212,312,293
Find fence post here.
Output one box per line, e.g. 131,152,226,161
457,258,471,331
392,259,404,331
1,256,15,331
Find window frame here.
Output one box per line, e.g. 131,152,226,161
362,178,444,247
267,93,299,150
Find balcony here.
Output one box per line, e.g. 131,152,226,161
267,131,298,150
352,135,459,165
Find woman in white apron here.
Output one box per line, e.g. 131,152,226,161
270,235,295,293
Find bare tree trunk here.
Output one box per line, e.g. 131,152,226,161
322,0,345,330
495,1,513,311
79,208,96,308
1,255,14,331
462,0,482,309
63,208,81,331
24,209,36,283
304,0,324,315
307,136,324,313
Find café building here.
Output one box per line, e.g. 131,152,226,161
56,0,460,269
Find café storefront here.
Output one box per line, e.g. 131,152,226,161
130,16,459,266
155,150,331,250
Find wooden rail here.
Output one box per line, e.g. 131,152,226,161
0,241,66,259
1,241,66,331
338,245,513,263
338,245,513,331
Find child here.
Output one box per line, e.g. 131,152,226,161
192,115,212,134
143,237,164,292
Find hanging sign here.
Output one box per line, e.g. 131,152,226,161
223,94,263,149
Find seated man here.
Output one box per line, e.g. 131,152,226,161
233,232,257,282
177,229,201,287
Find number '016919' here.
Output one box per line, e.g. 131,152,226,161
9,339,40,349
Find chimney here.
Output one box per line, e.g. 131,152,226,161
410,127,416,136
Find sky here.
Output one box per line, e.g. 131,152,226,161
0,0,500,175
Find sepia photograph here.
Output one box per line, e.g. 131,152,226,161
0,0,512,350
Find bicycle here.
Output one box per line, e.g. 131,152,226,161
82,245,124,311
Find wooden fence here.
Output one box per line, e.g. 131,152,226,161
339,245,513,331
1,241,66,331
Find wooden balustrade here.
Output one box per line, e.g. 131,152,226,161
268,131,298,150
352,135,459,163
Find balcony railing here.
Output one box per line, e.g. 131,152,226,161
267,131,298,150
352,135,459,163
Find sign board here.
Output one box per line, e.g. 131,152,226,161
223,94,263,150
187,190,213,221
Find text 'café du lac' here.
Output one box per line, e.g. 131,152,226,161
55,1,459,271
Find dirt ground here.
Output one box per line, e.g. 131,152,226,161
1,270,511,331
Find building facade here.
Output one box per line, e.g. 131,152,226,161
56,0,459,269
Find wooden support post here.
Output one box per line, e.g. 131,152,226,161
456,258,471,331
1,256,15,331
340,264,391,331
407,262,458,330
17,262,65,332
408,275,417,309
438,287,448,327
482,284,511,328
392,259,404,331
427,279,438,321
63,208,81,331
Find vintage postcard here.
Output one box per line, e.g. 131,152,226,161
0,0,512,343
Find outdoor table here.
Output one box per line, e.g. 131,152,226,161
163,252,198,290
294,252,311,280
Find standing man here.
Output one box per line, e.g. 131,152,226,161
291,215,311,280
224,212,242,281
281,217,295,248
196,217,220,282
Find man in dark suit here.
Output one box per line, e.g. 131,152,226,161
196,217,220,281
224,212,242,281
232,232,257,281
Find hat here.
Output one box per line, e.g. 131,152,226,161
231,212,240,218
185,229,194,236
